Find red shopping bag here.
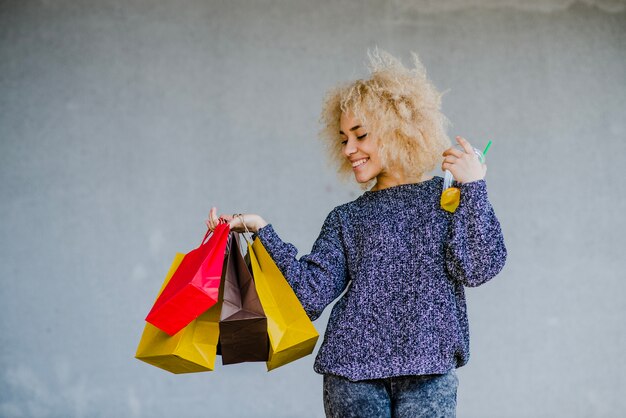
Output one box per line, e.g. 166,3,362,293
146,223,230,335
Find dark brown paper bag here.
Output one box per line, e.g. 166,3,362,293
218,233,269,364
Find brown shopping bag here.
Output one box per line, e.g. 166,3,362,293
218,233,269,365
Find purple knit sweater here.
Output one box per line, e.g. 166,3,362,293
255,176,507,381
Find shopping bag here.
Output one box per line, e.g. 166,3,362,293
248,237,319,371
135,253,223,373
146,223,229,335
219,233,269,365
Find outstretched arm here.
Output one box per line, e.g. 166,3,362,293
206,207,349,320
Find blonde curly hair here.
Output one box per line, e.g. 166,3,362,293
319,49,451,187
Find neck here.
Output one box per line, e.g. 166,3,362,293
371,172,431,192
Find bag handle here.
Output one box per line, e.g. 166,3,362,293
198,219,229,248
199,228,213,247
235,214,252,246
235,213,252,254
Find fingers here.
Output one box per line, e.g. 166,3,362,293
441,144,466,171
442,147,464,158
228,214,244,231
442,154,460,164
206,208,248,232
441,146,467,170
206,208,260,234
206,207,225,231
442,136,487,183
205,207,214,230
455,136,474,154
221,215,234,227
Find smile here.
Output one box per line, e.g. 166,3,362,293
351,158,369,169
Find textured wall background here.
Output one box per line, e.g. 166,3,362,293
1,0,625,417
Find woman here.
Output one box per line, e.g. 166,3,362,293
207,50,506,418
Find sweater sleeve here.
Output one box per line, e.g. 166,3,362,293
445,179,507,287
254,208,349,320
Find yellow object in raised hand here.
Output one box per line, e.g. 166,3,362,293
441,187,460,213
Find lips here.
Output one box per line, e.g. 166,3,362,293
351,158,369,169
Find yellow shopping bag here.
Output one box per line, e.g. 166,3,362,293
248,237,319,371
135,253,222,374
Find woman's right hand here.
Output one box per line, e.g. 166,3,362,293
205,207,268,234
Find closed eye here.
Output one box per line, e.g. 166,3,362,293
340,133,367,145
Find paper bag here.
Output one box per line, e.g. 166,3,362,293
135,253,223,373
248,237,319,371
146,223,229,335
219,234,269,364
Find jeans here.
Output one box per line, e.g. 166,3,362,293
323,370,458,418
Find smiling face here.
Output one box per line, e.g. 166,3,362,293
339,111,385,185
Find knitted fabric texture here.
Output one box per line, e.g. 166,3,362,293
255,176,507,381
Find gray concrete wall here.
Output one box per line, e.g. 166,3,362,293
1,0,625,417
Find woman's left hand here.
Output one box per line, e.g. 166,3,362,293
205,207,268,234
441,136,487,184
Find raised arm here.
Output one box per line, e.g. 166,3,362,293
445,180,507,287
441,136,507,286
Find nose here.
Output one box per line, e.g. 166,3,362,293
344,137,357,157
